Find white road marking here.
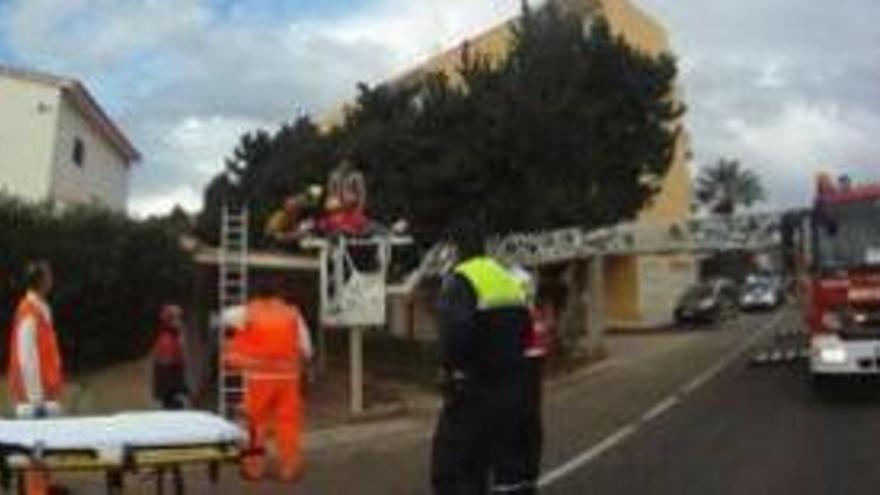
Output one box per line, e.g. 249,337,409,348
537,425,638,488
641,396,679,423
538,310,786,488
680,319,772,394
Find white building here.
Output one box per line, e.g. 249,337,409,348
0,64,140,212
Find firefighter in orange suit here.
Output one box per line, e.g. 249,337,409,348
222,279,313,482
7,261,64,495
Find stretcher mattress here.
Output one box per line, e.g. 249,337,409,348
0,411,245,466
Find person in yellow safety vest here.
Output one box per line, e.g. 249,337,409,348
222,278,313,482
7,261,64,495
431,222,534,495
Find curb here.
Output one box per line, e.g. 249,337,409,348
306,416,429,452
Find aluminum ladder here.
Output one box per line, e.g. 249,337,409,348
218,205,249,420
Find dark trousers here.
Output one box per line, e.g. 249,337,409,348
153,363,187,409
522,358,544,490
159,394,186,410
431,377,532,495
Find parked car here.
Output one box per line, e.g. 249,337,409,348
674,279,739,325
739,277,784,311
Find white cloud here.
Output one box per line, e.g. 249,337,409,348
160,116,267,176
128,185,202,219
639,0,880,208
19,0,879,217
725,102,864,170
3,0,207,71
720,101,880,209
128,115,271,216
3,0,531,217
755,61,786,89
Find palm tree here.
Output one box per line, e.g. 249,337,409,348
696,159,766,215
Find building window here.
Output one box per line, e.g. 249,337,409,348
72,138,85,168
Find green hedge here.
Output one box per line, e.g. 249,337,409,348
0,196,192,374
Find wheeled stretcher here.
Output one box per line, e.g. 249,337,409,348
0,411,249,495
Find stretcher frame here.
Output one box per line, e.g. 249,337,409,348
0,410,259,495
0,439,256,495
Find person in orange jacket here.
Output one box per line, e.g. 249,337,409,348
7,261,64,495
222,278,313,483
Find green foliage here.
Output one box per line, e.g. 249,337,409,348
199,4,683,244
696,158,766,215
0,196,192,373
196,118,338,246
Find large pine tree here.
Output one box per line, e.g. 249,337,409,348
198,3,685,244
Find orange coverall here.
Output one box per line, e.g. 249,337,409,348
7,291,64,495
224,298,312,482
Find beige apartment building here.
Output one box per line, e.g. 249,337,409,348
321,0,697,329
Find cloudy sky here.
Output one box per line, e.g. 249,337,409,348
1,0,878,216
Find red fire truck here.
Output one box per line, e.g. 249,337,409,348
791,174,880,387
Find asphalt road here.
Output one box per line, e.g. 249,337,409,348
60,308,828,494
547,311,880,495
224,309,786,494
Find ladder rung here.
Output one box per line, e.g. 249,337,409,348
220,288,246,295
221,268,247,273
220,298,246,303
220,260,248,265
223,268,246,274
221,280,246,287
220,293,246,301
220,205,250,418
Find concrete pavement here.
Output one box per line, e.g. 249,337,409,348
217,310,776,494
548,308,880,494
53,310,782,493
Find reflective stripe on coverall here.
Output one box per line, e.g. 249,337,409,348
7,291,64,495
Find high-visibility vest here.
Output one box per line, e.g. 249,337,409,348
453,257,529,377
7,294,64,404
225,298,303,379
454,257,527,310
